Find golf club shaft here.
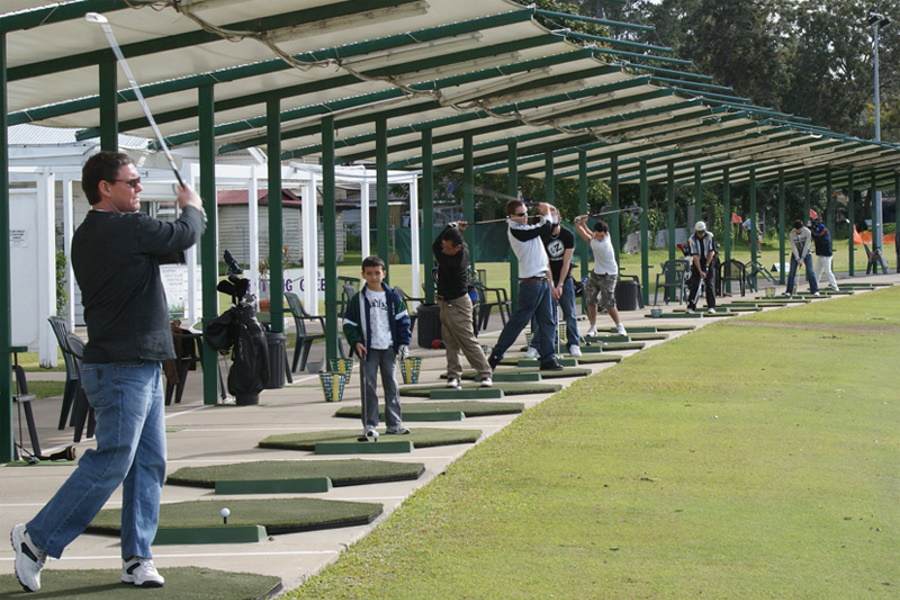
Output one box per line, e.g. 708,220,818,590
91,17,185,188
477,207,641,225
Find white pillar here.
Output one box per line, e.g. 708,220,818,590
303,176,319,313
248,166,260,304
62,178,75,331
409,176,421,307
37,171,57,368
360,178,371,259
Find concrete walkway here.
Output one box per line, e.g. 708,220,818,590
2,270,896,593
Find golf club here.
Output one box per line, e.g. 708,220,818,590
357,351,378,442
85,12,185,189
477,207,642,225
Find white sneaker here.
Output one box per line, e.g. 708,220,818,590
616,323,627,335
122,556,165,588
813,291,820,296
568,345,582,357
707,308,716,315
11,524,46,592
586,326,597,337
685,308,694,315
446,377,460,388
479,377,493,388
524,347,539,359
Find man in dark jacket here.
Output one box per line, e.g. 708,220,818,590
433,222,493,388
11,152,205,592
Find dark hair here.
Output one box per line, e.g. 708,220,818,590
82,151,134,205
361,255,385,270
593,220,609,234
792,219,803,230
506,199,524,216
441,227,463,247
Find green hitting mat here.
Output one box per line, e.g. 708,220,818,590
334,401,524,419
0,567,281,599
167,459,425,489
448,368,593,380
88,498,383,537
399,382,561,397
259,427,481,451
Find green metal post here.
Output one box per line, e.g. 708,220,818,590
750,167,758,267
848,171,855,277
693,165,702,227
803,172,811,226
666,162,675,264
639,161,650,306
544,150,554,204
895,174,900,273
0,33,12,461
99,60,118,151
826,169,834,235
267,99,284,333
508,142,518,306
870,170,878,270
464,135,475,262
722,169,732,292
421,130,435,303
610,155,620,264
199,84,218,405
376,118,389,279
322,115,338,360
578,151,589,282
777,168,785,285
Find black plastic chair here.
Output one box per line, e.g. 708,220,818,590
64,333,95,443
12,362,40,459
745,260,776,292
285,292,325,373
719,259,747,296
471,280,510,332
394,286,424,335
654,259,689,305
48,316,80,430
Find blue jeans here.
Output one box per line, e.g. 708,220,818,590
492,279,555,362
786,254,819,295
360,348,402,430
530,277,580,350
27,361,166,559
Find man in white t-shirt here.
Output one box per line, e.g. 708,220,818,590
573,218,626,336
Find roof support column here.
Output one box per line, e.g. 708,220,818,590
321,115,338,360
847,170,855,277
376,118,389,278
544,151,554,204
693,165,702,228
666,163,676,267
639,160,650,306
198,83,218,405
803,172,811,226
750,167,758,267
508,142,518,306
267,99,284,332
421,130,435,304
0,32,12,462
464,135,475,262
722,168,732,291
870,170,881,270
610,155,620,265
776,168,784,285
99,60,117,151
825,169,834,235
895,174,900,273
578,151,588,283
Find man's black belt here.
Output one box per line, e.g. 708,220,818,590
519,276,548,283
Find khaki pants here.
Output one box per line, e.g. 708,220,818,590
439,295,491,380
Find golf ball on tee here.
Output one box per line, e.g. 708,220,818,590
220,508,231,518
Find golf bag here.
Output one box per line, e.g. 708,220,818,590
206,251,269,405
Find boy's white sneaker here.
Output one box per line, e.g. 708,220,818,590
524,347,539,359
568,345,582,357
122,557,165,588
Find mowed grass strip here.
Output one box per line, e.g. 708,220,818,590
285,287,899,600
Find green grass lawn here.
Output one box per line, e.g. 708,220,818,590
285,286,899,600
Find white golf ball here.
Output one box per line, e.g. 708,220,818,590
220,508,231,518
371,431,380,440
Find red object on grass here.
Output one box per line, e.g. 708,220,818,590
731,213,743,224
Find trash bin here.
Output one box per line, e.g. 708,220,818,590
263,331,286,389
615,276,643,311
416,304,442,349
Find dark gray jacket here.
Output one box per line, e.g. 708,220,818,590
72,206,205,363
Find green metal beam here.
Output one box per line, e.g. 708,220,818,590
534,9,655,33
198,83,218,406
1,32,12,462
376,118,389,274
0,0,128,32
267,99,284,334
421,129,435,304
322,115,339,360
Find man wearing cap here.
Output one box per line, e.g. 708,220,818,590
786,219,819,296
811,220,839,292
686,221,717,315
